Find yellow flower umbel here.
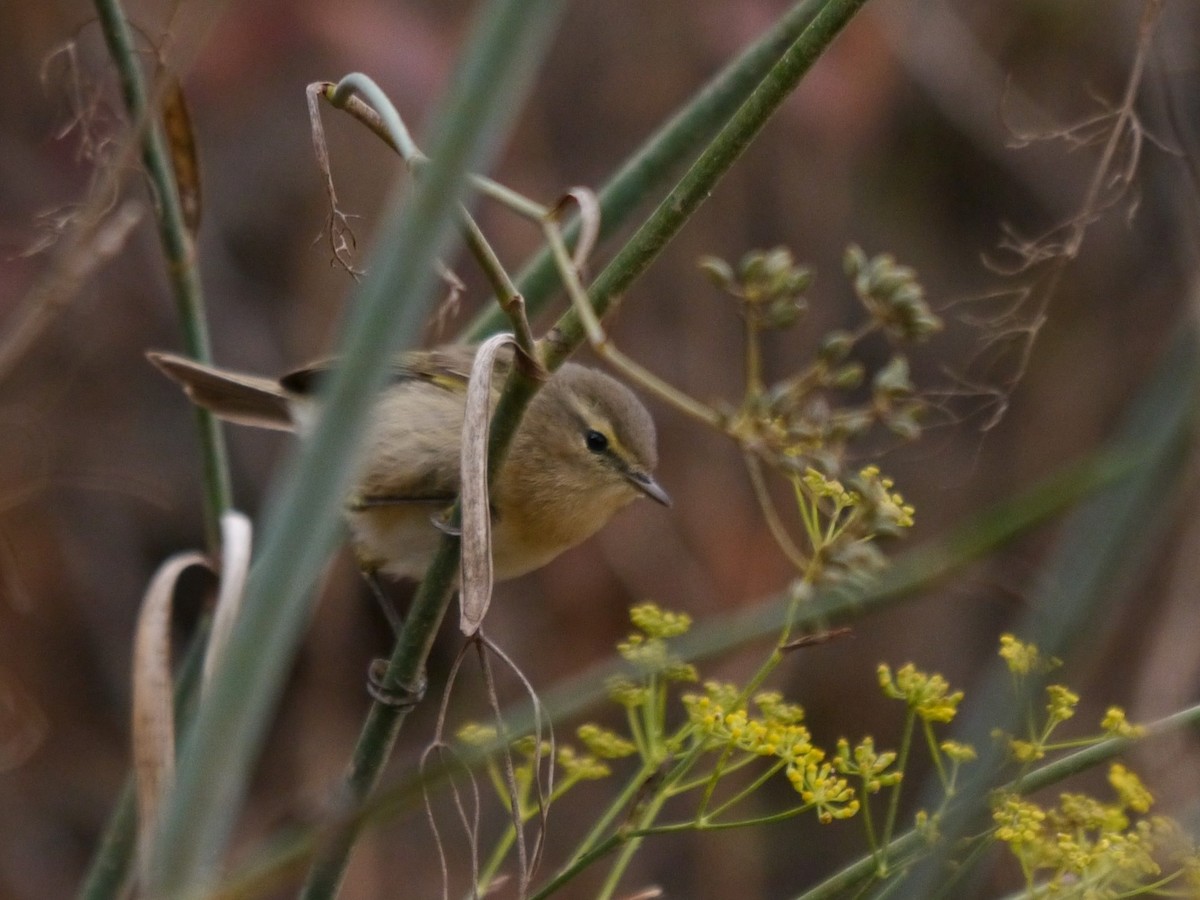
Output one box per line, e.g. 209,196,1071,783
1108,763,1153,814
834,737,901,794
998,633,1053,676
877,663,963,723
991,762,1184,895
577,724,636,760
789,760,860,824
682,685,817,764
1045,684,1079,726
616,603,699,683
679,681,869,825
1101,706,1146,739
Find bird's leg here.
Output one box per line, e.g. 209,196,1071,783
357,564,427,708
366,660,428,710
360,563,404,636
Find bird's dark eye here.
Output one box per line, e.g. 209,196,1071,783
585,429,609,453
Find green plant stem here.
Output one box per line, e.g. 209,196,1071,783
77,781,138,900
549,738,701,897
707,760,787,821
709,583,804,728
638,803,813,835
640,675,659,752
568,676,688,896
669,751,761,798
330,74,421,162
469,173,548,219
929,834,996,900
745,307,764,397
299,541,464,900
543,0,871,370
482,757,511,807
530,833,623,900
79,10,234,879
477,771,581,894
92,0,231,551
465,0,827,338
541,797,821,900
545,216,728,430
652,675,668,747
570,761,660,867
745,453,810,569
795,484,823,556
879,710,914,867
624,702,650,759
76,617,212,900
796,827,927,900
477,824,519,895
923,721,952,795
318,76,539,359
597,788,672,900
696,744,738,818
1010,704,1200,795
327,74,421,163
858,781,881,866
461,213,538,358
318,78,551,229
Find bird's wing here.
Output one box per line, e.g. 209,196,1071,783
279,344,508,396
283,344,516,506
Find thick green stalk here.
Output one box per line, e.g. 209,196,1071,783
465,0,825,338
298,357,549,898
76,618,212,900
294,6,563,899
1011,702,1200,794
296,536,462,898
544,0,872,368
92,0,231,552
146,0,561,892
83,3,231,888
77,781,137,900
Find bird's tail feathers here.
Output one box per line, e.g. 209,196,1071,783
147,351,294,431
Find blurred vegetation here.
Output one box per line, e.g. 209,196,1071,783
1,0,1199,897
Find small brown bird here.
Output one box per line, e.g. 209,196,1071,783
149,344,669,588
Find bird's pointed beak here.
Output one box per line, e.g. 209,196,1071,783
627,471,671,507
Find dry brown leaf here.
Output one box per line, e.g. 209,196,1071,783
131,550,211,884
459,333,517,634
161,78,201,235
551,186,600,273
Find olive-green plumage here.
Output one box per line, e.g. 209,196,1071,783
148,344,667,581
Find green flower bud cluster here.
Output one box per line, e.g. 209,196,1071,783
699,247,812,330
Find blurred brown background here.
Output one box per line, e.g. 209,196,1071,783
2,0,1199,897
